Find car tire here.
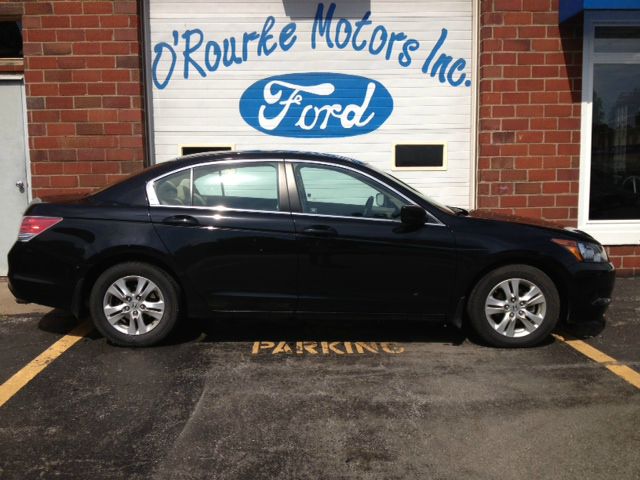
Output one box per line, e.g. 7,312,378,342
89,262,180,347
467,264,560,348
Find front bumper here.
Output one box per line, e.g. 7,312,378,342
566,262,616,323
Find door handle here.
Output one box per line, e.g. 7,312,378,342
15,180,25,193
302,225,338,237
162,215,199,226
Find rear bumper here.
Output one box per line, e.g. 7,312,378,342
566,262,616,323
7,242,77,312
7,274,75,312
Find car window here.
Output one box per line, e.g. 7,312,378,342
192,163,280,211
154,169,191,206
294,164,406,220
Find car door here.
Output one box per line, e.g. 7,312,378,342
287,160,456,318
148,159,298,312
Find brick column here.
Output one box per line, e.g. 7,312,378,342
477,0,640,275
20,0,145,197
477,0,582,223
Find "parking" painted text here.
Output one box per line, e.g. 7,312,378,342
252,341,405,355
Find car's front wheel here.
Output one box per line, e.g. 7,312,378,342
467,264,560,347
89,262,180,347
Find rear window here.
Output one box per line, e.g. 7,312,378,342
154,169,191,206
152,163,280,212
192,163,279,211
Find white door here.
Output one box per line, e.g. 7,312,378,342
0,79,30,275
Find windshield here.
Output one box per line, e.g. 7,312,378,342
361,163,456,215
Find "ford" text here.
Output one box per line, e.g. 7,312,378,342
239,72,393,138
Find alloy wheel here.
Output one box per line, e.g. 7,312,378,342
102,275,165,335
484,278,547,338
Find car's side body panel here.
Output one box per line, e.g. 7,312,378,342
292,214,457,317
446,214,616,323
8,204,167,313
149,206,298,312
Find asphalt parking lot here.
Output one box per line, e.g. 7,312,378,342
1,279,639,479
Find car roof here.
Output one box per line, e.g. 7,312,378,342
92,150,376,205
155,150,363,171
129,150,366,182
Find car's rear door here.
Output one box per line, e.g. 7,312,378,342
286,159,456,318
148,159,298,312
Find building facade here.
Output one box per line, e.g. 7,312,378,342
0,0,639,275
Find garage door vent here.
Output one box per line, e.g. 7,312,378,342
393,144,447,170
181,146,233,156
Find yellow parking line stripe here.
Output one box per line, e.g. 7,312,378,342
553,334,617,363
0,322,93,408
605,365,640,390
553,333,640,390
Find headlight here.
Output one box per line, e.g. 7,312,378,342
578,241,608,262
552,239,608,263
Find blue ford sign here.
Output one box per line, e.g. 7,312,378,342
239,72,394,138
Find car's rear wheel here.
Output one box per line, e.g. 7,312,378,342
89,262,180,347
467,264,560,347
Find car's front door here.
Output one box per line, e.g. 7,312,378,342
287,160,456,318
149,160,298,312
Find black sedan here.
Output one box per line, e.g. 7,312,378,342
8,151,615,347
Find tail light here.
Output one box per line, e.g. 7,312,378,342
18,216,63,242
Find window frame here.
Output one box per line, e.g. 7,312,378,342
285,159,444,226
578,11,640,245
146,158,289,214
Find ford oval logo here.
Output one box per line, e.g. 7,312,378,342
239,72,393,138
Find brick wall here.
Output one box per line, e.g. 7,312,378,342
0,0,145,198
478,0,582,221
606,246,640,277
478,0,639,275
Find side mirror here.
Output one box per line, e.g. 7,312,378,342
400,205,427,226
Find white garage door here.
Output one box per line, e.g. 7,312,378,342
148,0,476,208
